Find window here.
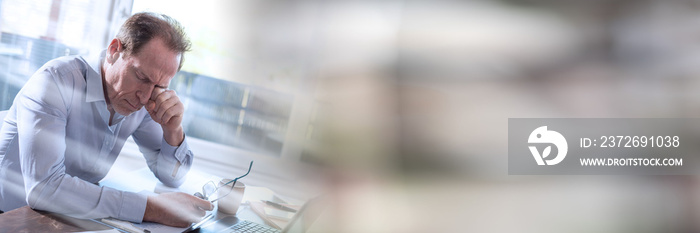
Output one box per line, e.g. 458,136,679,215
0,0,128,110
132,0,318,160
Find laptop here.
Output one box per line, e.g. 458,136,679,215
191,197,321,233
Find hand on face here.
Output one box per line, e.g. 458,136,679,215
146,87,184,132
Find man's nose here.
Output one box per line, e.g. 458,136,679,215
138,86,153,105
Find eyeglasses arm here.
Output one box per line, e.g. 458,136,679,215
222,161,253,186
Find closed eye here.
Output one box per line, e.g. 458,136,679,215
135,71,149,83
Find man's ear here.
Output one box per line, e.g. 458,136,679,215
106,38,123,63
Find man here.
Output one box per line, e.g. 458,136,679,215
0,12,212,227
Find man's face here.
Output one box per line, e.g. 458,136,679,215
103,38,180,116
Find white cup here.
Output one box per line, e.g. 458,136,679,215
217,179,245,215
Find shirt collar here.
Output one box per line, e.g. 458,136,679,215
84,50,128,125
85,50,106,103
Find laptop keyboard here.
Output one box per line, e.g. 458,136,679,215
225,220,281,233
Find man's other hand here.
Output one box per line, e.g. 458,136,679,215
143,192,214,228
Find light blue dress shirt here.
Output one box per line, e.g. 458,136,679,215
0,54,193,223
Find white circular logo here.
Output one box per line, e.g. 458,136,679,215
528,126,568,165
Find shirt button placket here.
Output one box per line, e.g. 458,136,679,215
96,131,113,172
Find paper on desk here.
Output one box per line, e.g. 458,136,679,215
132,221,189,233
99,217,188,233
242,186,275,202
248,201,302,230
264,207,295,220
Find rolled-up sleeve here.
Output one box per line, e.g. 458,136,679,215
131,113,193,188
18,68,149,222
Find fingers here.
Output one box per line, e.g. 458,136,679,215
195,208,206,217
183,210,205,224
185,194,212,223
148,89,176,117
146,100,156,113
155,98,179,123
145,192,214,227
147,89,184,127
155,102,183,126
193,197,214,211
151,86,165,100
146,87,165,114
145,193,198,227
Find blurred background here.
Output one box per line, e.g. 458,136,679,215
2,0,700,232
